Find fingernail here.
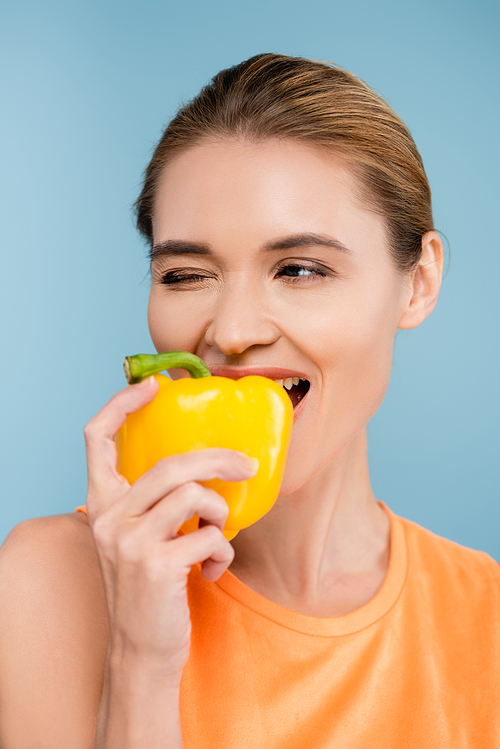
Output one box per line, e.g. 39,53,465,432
244,456,260,474
137,376,155,387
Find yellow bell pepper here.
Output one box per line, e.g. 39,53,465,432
116,351,293,541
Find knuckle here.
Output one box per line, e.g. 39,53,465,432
211,447,246,471
83,421,97,445
160,453,184,470
108,388,127,406
211,447,232,462
180,481,203,500
172,481,204,513
116,532,142,563
146,461,164,482
152,454,178,479
180,483,228,522
206,489,230,519
91,514,114,544
201,523,222,542
218,542,236,565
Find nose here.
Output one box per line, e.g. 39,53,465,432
204,279,280,356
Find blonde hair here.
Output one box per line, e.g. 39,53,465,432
135,53,434,274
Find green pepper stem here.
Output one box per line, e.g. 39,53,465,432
124,351,212,383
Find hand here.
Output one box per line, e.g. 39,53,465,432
83,377,258,685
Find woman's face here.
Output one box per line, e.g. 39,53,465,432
148,138,413,493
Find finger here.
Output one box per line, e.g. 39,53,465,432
84,377,159,493
121,448,258,516
168,524,235,581
201,553,235,583
134,483,230,542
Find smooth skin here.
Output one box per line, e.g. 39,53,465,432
0,138,443,747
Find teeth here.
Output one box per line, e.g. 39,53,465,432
273,376,308,389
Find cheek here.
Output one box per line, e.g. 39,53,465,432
147,289,209,353
279,290,398,493
291,283,397,408
326,304,395,408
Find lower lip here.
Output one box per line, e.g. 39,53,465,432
292,387,310,424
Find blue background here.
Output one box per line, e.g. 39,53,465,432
1,0,499,554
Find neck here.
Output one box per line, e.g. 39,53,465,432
228,426,390,616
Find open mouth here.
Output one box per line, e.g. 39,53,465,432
207,365,311,413
273,377,311,409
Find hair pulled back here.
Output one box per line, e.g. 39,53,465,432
135,53,434,274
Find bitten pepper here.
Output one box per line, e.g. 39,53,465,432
116,351,293,541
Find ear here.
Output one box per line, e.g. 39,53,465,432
398,231,444,330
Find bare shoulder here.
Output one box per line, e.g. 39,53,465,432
0,513,109,747
0,511,103,619
1,508,92,555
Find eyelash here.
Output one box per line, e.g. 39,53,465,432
158,263,329,286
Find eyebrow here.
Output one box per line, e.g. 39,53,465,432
149,233,353,261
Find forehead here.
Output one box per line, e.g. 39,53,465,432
152,138,387,255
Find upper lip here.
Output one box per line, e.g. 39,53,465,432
208,365,311,381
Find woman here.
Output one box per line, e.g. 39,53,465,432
0,53,499,748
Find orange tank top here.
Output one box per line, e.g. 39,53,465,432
74,503,500,746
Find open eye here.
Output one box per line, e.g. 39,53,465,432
276,263,328,281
